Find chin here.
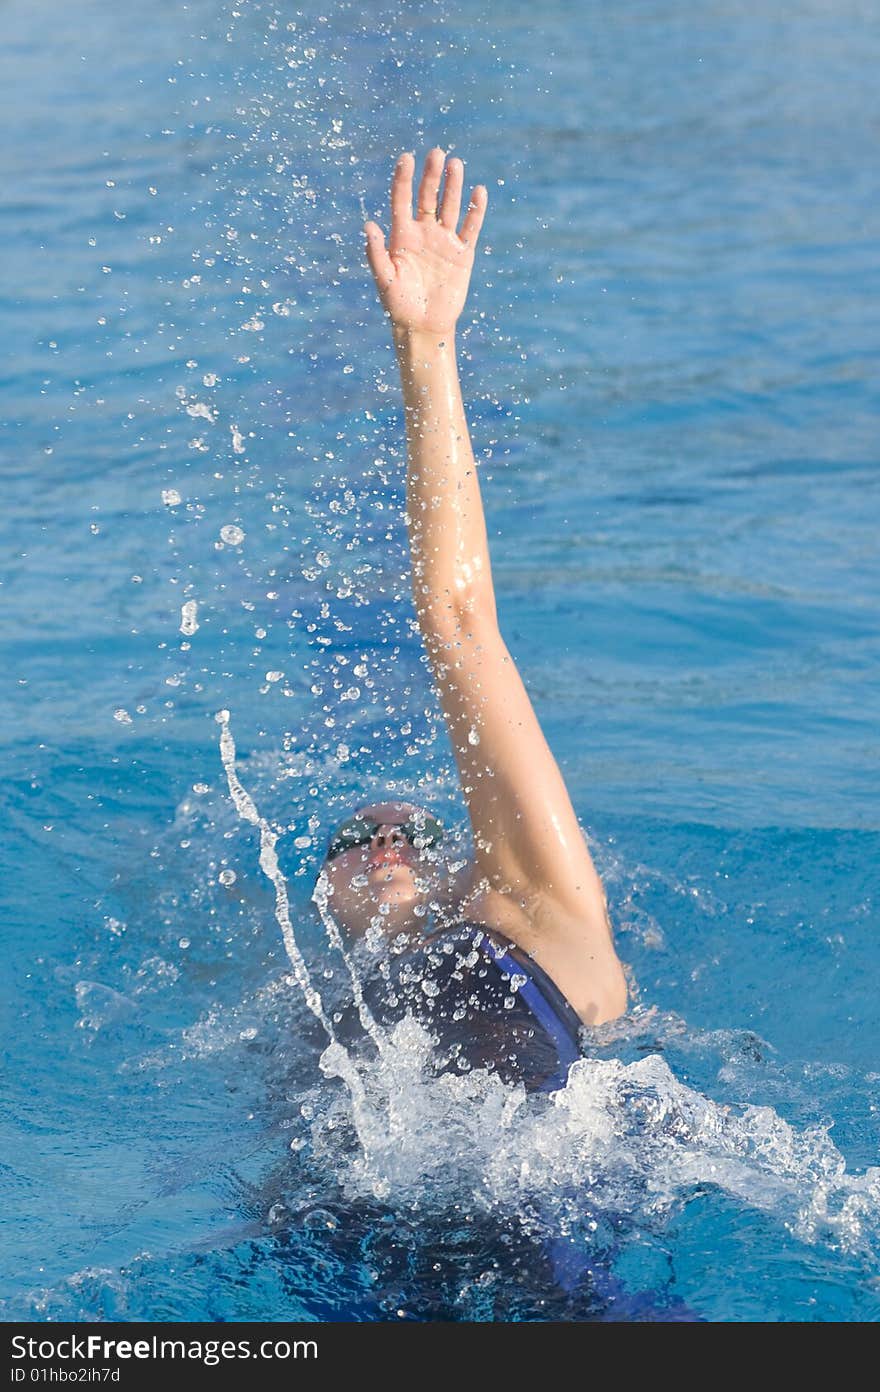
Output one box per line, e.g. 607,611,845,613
372,887,419,916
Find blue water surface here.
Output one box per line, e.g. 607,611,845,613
2,0,879,1322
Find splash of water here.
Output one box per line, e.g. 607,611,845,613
215,708,441,1175
215,709,328,1025
303,1032,880,1258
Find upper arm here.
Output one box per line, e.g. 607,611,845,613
423,609,617,959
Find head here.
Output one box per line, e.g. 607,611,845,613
314,800,448,942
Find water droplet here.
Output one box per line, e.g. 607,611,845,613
114,708,132,724
219,868,237,887
180,600,199,636
220,524,245,546
162,488,182,506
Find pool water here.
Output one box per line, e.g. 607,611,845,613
2,0,879,1321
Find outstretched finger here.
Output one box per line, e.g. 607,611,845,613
364,221,395,290
458,185,488,248
416,146,446,218
390,152,414,239
438,156,464,231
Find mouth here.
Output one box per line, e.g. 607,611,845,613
367,850,411,872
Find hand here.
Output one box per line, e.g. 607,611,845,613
363,147,488,336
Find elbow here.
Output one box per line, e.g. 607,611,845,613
415,587,498,641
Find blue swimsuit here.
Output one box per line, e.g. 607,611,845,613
358,920,584,1093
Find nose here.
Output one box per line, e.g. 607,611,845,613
371,823,406,851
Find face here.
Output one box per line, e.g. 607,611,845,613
314,801,445,942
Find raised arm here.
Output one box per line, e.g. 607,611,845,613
364,148,626,1024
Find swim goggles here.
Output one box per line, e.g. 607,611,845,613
325,812,445,861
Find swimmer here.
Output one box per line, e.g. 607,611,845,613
315,148,628,1092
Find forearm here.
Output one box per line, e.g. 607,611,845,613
393,324,498,633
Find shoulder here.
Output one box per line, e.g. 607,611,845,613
446,869,627,1026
